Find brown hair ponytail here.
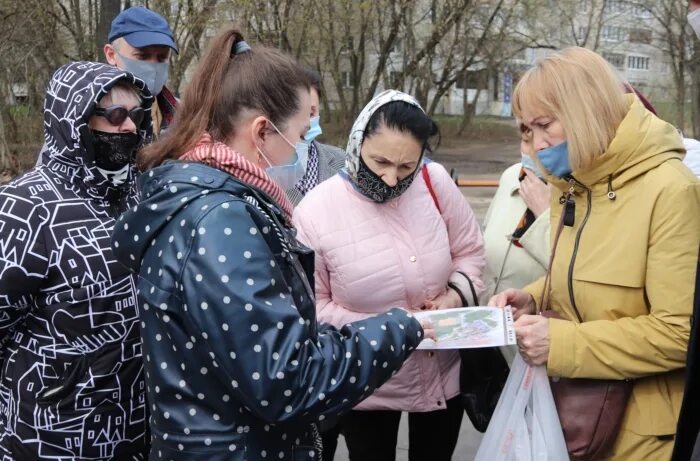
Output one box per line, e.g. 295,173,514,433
139,28,310,170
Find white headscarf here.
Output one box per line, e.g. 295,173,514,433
344,89,426,181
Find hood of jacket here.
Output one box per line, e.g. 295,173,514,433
113,161,273,272
42,61,154,199
547,95,685,193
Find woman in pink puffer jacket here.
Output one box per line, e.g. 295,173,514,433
293,90,486,461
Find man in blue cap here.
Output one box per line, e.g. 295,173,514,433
35,6,179,166
104,6,179,139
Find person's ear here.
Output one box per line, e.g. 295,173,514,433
251,116,268,146
104,44,118,66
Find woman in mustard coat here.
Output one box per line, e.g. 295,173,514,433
490,47,700,460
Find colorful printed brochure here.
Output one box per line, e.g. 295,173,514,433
414,306,516,350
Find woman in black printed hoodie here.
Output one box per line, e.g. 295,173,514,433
0,61,152,460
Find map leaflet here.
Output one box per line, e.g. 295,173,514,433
414,306,516,350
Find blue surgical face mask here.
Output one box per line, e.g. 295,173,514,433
520,154,545,179
257,121,309,190
304,116,322,142
536,141,571,177
115,49,169,96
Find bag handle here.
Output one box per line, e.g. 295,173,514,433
422,164,480,306
538,183,584,323
538,200,566,313
422,165,442,213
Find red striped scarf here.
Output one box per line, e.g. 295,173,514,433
180,133,294,220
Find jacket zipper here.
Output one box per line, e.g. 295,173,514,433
566,177,591,322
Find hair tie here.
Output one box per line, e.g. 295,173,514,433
232,40,251,56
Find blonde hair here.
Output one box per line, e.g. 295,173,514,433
99,82,141,108
512,47,628,171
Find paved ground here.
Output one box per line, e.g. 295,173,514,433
433,140,521,222
332,140,518,461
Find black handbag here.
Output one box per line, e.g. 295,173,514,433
459,347,510,432
453,271,510,433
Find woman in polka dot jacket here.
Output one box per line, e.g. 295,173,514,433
111,29,425,461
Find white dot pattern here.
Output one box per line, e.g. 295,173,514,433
116,182,424,457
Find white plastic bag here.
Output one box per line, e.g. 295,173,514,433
474,355,568,461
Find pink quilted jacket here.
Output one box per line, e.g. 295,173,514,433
293,161,485,412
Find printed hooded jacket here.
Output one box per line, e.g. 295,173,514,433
0,61,153,460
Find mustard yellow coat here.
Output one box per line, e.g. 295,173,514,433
524,96,700,460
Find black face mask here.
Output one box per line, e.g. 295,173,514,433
356,155,417,203
90,129,140,171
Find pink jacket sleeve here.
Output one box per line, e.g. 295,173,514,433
427,162,486,305
293,207,374,328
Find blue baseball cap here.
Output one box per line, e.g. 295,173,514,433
108,7,178,53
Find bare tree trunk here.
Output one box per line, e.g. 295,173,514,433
97,0,121,58
676,73,686,133
0,109,8,170
458,87,482,136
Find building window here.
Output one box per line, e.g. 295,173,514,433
627,55,650,70
606,1,625,13
629,28,652,44
577,26,588,41
632,4,650,17
341,72,354,89
343,36,354,52
603,52,625,70
601,26,625,42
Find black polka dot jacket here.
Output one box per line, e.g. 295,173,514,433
111,161,424,461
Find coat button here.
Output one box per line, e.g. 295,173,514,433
428,352,434,357
437,400,443,406
409,256,417,262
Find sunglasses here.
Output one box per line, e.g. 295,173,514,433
94,105,145,127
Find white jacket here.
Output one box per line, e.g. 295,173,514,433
482,163,550,298
683,137,700,178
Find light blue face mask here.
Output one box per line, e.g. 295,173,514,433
520,154,545,179
536,141,572,177
115,49,169,96
304,116,322,142
257,121,309,190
